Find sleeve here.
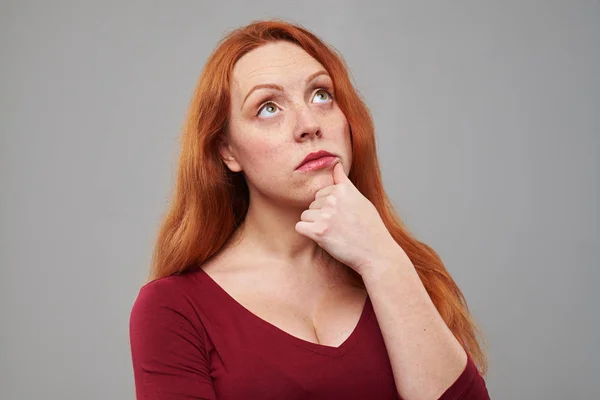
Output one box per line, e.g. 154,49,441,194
438,354,491,400
129,281,217,400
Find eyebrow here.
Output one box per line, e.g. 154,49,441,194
240,70,331,109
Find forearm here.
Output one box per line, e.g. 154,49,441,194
361,247,468,400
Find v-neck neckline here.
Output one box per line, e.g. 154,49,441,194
196,267,373,358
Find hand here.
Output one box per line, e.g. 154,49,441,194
295,160,402,275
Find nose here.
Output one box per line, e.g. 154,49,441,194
293,105,321,141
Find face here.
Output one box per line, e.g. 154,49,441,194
220,41,353,208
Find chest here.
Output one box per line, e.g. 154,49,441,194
202,264,368,348
238,287,368,347
204,309,400,400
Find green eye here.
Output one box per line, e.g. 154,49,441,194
313,90,331,103
258,102,280,118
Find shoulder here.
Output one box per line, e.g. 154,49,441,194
129,271,204,328
133,274,190,306
129,273,216,399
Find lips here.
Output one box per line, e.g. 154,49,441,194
296,150,336,169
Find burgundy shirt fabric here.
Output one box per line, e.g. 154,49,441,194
129,267,490,399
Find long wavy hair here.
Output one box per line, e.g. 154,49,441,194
148,19,488,375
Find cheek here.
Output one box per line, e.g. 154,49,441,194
237,136,288,173
241,137,297,194
320,106,347,131
327,111,353,166
323,110,352,146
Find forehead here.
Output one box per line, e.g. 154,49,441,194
231,41,326,93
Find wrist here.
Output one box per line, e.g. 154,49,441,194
359,243,414,281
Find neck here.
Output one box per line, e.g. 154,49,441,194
220,189,360,288
243,200,321,262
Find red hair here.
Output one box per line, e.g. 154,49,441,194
149,19,488,375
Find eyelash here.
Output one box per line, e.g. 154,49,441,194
256,88,334,116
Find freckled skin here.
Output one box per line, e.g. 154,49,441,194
220,41,353,210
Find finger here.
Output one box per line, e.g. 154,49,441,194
332,161,349,185
295,220,316,240
300,209,320,222
309,196,333,210
315,185,335,199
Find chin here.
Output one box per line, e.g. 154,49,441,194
278,174,335,206
283,186,327,208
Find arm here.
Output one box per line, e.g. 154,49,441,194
361,248,490,400
295,161,489,399
129,282,217,400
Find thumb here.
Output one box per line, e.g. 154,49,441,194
332,160,348,184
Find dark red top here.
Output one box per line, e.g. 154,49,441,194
129,267,490,399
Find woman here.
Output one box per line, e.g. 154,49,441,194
129,20,490,400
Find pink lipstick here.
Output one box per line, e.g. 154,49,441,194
296,150,337,171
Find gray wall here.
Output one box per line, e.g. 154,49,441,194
1,1,598,399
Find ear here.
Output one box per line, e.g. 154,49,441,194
218,135,243,173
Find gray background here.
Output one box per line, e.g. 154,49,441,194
1,1,598,399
